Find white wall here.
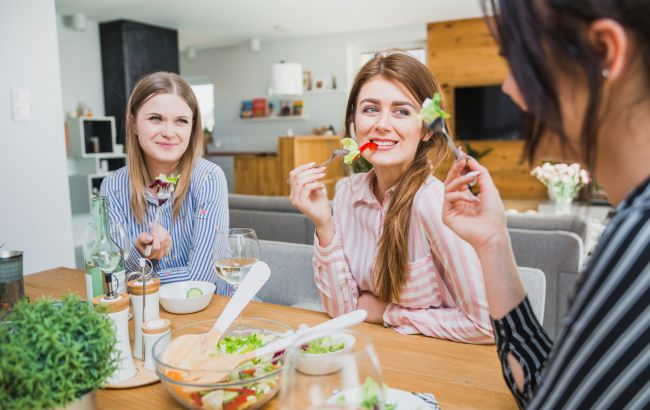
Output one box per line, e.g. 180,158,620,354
57,15,105,117
180,25,426,152
0,0,75,274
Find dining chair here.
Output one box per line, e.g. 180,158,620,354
509,228,583,339
257,239,323,311
517,266,546,324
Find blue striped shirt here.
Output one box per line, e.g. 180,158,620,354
100,157,232,295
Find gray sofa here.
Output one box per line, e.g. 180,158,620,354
229,194,316,244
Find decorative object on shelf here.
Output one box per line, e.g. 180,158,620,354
240,100,253,118
292,99,304,116
280,100,292,116
531,162,591,215
270,61,303,95
314,77,326,91
303,70,313,91
252,98,267,117
0,294,118,409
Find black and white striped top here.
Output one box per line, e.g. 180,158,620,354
493,176,650,409
100,157,232,294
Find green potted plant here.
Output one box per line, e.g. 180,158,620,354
0,294,118,410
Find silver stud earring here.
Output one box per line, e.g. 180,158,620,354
602,68,610,78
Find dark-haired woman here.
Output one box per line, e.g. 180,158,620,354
289,53,493,344
444,1,650,408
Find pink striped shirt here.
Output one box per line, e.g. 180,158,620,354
313,171,494,344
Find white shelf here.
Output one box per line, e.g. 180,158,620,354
238,115,309,122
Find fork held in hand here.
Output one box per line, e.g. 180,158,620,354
144,184,173,257
318,149,349,167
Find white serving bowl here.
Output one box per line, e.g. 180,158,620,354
295,332,356,376
158,280,215,314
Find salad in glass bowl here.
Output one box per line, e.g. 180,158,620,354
154,317,293,410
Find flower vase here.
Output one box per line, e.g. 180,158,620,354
554,193,573,215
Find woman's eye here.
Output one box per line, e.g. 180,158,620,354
176,118,189,125
362,105,379,113
149,116,161,122
395,108,410,116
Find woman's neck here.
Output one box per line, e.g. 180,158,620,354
596,100,650,206
373,166,406,203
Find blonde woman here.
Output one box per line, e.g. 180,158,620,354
101,72,230,293
289,53,493,343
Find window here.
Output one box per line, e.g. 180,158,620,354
190,83,215,132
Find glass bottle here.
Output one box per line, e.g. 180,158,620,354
88,196,124,299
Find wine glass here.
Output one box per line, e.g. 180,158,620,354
212,228,260,290
280,328,386,409
109,222,130,262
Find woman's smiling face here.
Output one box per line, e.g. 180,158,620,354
354,76,428,174
134,92,193,173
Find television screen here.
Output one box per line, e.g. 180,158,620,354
454,85,525,140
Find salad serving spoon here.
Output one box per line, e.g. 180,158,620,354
163,261,271,366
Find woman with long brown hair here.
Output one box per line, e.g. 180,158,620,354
100,72,231,294
443,0,649,407
289,53,493,343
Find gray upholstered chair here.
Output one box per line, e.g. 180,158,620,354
517,266,546,324
508,228,584,339
257,239,322,311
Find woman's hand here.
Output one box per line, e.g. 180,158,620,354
442,156,508,252
135,224,172,260
289,162,335,244
357,292,388,324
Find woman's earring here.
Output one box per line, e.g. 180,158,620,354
602,68,610,78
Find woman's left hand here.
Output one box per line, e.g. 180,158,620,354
357,292,388,324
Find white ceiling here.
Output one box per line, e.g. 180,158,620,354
55,0,483,50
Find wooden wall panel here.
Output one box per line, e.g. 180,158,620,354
427,18,545,199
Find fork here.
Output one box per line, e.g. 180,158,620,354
144,184,173,257
318,149,349,167
427,117,462,160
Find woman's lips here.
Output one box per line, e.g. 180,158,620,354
156,142,177,150
369,139,397,151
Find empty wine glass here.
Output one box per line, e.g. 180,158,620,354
280,328,386,409
109,221,130,262
212,228,260,290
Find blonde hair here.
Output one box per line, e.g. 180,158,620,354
343,52,450,303
125,72,204,223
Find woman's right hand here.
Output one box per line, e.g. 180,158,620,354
442,156,508,252
134,224,172,260
289,162,333,229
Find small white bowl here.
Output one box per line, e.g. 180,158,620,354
159,281,215,314
295,333,356,376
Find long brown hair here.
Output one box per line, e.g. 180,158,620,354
125,72,204,223
343,52,450,303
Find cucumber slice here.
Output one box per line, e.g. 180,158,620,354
186,287,203,298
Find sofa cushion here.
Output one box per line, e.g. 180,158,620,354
229,194,298,213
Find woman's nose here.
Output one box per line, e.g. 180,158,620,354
373,109,391,132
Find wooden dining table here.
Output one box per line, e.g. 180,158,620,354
25,268,517,410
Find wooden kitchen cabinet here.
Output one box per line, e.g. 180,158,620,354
231,135,345,198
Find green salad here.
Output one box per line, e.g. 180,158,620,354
300,336,346,354
334,377,397,410
416,92,450,125
168,332,283,410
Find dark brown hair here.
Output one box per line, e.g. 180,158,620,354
125,72,203,223
343,52,450,303
484,0,650,171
